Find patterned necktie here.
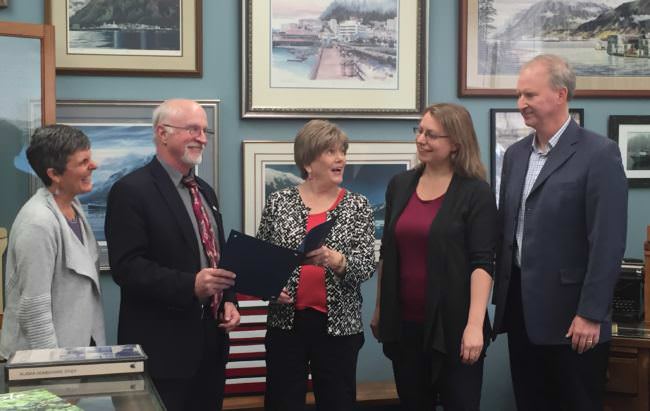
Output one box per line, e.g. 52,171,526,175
182,175,222,318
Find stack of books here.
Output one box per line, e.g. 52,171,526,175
5,344,147,381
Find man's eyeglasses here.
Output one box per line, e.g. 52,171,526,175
413,127,449,140
162,124,214,137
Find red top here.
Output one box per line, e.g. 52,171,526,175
395,191,444,323
295,189,346,313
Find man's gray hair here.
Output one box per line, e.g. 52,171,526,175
523,54,576,101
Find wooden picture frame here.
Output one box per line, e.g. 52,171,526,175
460,0,650,97
45,0,202,76
608,115,650,188
0,21,55,319
242,0,427,119
490,108,584,203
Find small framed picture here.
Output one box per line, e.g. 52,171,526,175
608,115,650,188
490,108,584,202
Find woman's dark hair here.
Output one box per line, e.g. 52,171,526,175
26,124,91,186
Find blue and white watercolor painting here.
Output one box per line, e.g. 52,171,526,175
75,124,155,241
263,162,407,239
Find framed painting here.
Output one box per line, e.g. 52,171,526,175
460,0,650,97
1,21,55,318
45,0,202,76
608,115,650,188
0,1,8,9
49,100,220,269
242,0,427,119
490,108,584,203
242,141,418,254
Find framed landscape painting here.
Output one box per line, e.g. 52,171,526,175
242,141,417,254
53,100,219,269
461,0,650,96
490,108,584,203
242,0,427,118
608,115,650,188
45,0,202,76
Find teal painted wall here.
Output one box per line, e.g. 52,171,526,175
3,2,650,410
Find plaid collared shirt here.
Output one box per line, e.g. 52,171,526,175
515,116,571,266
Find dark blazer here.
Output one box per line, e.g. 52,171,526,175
377,168,497,371
105,157,235,379
492,120,627,345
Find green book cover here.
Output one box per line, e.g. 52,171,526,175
0,388,81,410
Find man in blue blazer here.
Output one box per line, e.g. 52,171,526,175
492,55,627,411
105,99,240,411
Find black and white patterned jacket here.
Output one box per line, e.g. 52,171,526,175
257,187,375,336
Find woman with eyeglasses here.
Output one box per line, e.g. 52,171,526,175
370,103,497,410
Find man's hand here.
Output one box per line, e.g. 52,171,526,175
218,302,240,332
566,315,601,354
194,268,236,299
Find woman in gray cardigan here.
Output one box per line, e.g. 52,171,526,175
0,125,106,359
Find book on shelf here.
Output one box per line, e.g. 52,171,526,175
5,344,147,381
0,388,82,410
8,374,146,397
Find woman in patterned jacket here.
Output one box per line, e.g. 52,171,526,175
257,119,375,411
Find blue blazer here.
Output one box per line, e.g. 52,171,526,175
492,120,627,345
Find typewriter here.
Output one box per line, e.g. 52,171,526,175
612,259,644,323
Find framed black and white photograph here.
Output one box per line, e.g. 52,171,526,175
460,0,650,97
242,141,417,254
608,115,650,188
37,100,220,269
490,108,584,202
45,0,202,76
242,0,427,118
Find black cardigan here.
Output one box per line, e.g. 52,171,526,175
377,167,497,377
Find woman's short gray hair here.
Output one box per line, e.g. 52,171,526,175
26,124,91,187
294,120,349,179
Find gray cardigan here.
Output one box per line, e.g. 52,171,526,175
0,188,106,358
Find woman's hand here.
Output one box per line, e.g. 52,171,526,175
275,288,293,304
460,323,484,365
370,306,381,341
304,246,346,275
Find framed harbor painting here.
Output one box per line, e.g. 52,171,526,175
242,0,427,119
50,100,220,269
490,108,584,203
242,141,417,256
45,0,202,76
608,115,650,188
461,0,650,97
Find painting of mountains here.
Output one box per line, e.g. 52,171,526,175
263,162,406,239
73,124,155,241
67,0,181,54
477,0,650,76
466,0,650,95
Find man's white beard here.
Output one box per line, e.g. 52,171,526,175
182,146,203,166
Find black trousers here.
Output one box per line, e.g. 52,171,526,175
264,309,364,411
151,319,228,411
383,321,484,411
505,265,610,411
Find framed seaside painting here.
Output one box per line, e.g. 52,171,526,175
50,100,220,269
242,141,418,255
460,0,650,96
608,115,650,188
490,108,584,203
242,0,427,119
45,0,202,76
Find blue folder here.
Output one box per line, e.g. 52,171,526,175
218,217,336,300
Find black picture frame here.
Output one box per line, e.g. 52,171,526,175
608,115,650,188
